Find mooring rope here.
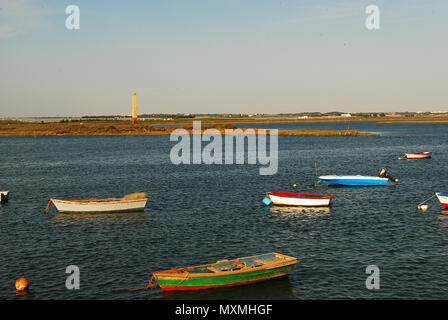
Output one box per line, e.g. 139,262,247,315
172,272,191,287
145,274,158,290
128,275,158,292
416,194,436,208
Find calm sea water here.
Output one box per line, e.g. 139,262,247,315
1,121,448,300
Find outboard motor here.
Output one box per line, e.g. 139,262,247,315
378,168,399,184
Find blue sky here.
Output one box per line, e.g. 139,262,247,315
0,0,447,117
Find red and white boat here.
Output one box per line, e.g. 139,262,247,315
436,193,448,208
265,192,333,207
404,152,432,159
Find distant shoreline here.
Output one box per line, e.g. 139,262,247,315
2,116,446,137
3,115,448,125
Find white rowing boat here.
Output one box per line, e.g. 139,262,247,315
46,193,148,213
0,191,9,203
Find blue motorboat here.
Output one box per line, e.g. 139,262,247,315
318,169,399,186
318,175,388,186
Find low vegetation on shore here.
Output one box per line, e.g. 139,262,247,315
0,120,378,137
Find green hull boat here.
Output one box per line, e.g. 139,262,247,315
147,252,298,291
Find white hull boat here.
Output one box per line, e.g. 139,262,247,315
264,192,333,207
436,193,448,208
405,152,432,159
47,193,148,213
0,191,9,203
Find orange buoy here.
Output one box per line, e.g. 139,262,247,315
15,277,30,291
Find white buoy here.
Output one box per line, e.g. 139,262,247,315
416,194,436,211
292,184,297,188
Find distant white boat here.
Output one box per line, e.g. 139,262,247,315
46,193,148,213
405,152,432,159
0,191,9,203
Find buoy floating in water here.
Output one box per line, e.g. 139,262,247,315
292,184,297,188
15,277,29,291
416,194,437,211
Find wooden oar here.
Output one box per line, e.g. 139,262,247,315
398,154,406,160
416,194,436,210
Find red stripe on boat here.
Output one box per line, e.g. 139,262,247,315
268,192,333,199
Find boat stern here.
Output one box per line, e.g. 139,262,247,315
0,191,9,203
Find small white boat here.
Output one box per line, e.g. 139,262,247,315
404,152,432,159
264,192,333,207
0,191,9,203
46,193,148,213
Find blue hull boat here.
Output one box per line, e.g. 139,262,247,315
318,175,389,186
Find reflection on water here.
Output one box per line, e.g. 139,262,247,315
0,202,9,209
270,206,330,216
157,276,295,300
436,210,448,229
16,289,29,299
52,211,148,224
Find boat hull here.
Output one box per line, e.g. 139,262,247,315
318,175,388,186
436,193,448,208
405,152,431,159
51,198,147,213
0,191,9,203
155,264,295,291
268,192,332,207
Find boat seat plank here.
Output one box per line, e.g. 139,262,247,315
189,268,214,274
243,261,260,267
